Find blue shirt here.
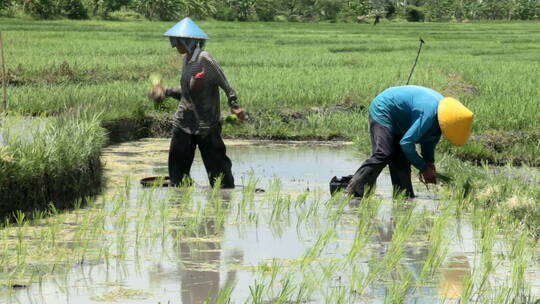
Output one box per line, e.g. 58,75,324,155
369,85,443,171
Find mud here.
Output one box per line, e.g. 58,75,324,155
444,73,480,96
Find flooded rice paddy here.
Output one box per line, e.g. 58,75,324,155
1,138,539,304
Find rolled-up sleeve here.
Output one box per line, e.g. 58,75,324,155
201,53,237,107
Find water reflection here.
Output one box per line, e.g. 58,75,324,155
177,217,221,303
439,255,470,300
4,139,532,304
172,190,240,304
368,201,473,303
369,203,433,301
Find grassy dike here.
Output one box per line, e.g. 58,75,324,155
0,114,105,218
0,18,538,223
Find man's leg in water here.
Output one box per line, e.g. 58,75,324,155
346,117,397,198
168,127,196,186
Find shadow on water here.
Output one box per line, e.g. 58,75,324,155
2,138,539,304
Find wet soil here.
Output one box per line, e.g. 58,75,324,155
471,130,539,166
443,73,480,96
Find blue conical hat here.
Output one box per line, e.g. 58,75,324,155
164,17,209,39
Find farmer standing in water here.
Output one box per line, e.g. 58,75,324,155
149,17,245,188
346,85,474,199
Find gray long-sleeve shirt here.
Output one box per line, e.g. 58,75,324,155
166,49,237,135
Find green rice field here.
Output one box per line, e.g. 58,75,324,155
0,18,539,304
1,19,539,163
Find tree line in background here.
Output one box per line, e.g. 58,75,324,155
0,0,539,22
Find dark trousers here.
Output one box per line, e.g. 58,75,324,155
168,125,235,188
347,116,414,198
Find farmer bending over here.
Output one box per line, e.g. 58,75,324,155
346,85,474,198
149,18,245,188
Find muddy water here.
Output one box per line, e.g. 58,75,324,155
3,138,540,304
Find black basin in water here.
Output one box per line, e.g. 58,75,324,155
140,176,171,187
329,175,353,194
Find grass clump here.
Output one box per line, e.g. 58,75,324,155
0,112,106,217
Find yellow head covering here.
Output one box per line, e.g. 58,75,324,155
438,97,474,146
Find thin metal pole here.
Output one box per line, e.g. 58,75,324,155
0,32,7,113
406,37,425,85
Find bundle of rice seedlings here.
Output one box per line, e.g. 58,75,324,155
148,74,165,109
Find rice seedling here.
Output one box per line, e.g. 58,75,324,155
212,277,236,304
352,204,422,297
326,192,353,227
300,228,335,270
265,178,283,205
269,194,292,237
274,277,296,304
385,267,413,304
347,195,382,262
293,281,310,303
382,206,422,273
255,258,279,287
508,234,530,300
248,280,266,304
416,206,451,286
295,189,325,236
237,175,258,220
325,285,348,304
477,214,496,295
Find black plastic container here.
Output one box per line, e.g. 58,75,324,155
140,176,171,187
329,175,353,194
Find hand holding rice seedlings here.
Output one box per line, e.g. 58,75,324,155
147,73,165,109
223,114,240,125
149,73,161,87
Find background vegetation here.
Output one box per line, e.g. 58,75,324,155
0,0,539,22
1,19,539,165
